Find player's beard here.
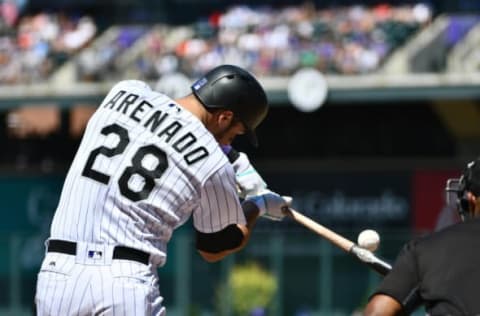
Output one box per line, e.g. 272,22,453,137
213,120,238,146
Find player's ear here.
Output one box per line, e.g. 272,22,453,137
216,110,234,128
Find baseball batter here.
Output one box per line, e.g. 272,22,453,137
35,65,290,315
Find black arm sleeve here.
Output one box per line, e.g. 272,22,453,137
195,224,244,253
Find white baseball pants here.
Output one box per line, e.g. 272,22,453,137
35,248,165,315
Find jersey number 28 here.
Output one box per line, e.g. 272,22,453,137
82,123,168,202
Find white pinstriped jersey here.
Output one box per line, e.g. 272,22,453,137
49,80,246,266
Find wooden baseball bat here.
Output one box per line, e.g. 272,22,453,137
284,208,424,312
285,208,392,276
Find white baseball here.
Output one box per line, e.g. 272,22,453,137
357,229,380,252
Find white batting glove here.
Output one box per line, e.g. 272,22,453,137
232,152,267,199
247,190,292,221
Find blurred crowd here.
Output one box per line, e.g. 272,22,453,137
76,25,147,81
125,3,431,80
0,10,96,84
0,3,432,84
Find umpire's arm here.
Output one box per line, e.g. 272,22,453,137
364,240,422,316
364,295,404,316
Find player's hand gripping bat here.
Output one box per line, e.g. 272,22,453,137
283,208,392,276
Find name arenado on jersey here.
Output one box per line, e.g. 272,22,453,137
103,89,209,165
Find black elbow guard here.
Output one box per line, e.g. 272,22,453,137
196,224,244,253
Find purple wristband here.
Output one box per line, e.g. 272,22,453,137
221,145,232,155
220,145,240,163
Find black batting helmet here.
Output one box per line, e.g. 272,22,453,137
191,64,268,147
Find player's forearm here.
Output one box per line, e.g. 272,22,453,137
197,199,287,263
242,200,261,230
197,202,260,262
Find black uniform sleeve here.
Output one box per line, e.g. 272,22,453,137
370,240,421,307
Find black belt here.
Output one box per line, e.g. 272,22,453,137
47,239,150,265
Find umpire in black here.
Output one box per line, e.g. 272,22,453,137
364,157,480,316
